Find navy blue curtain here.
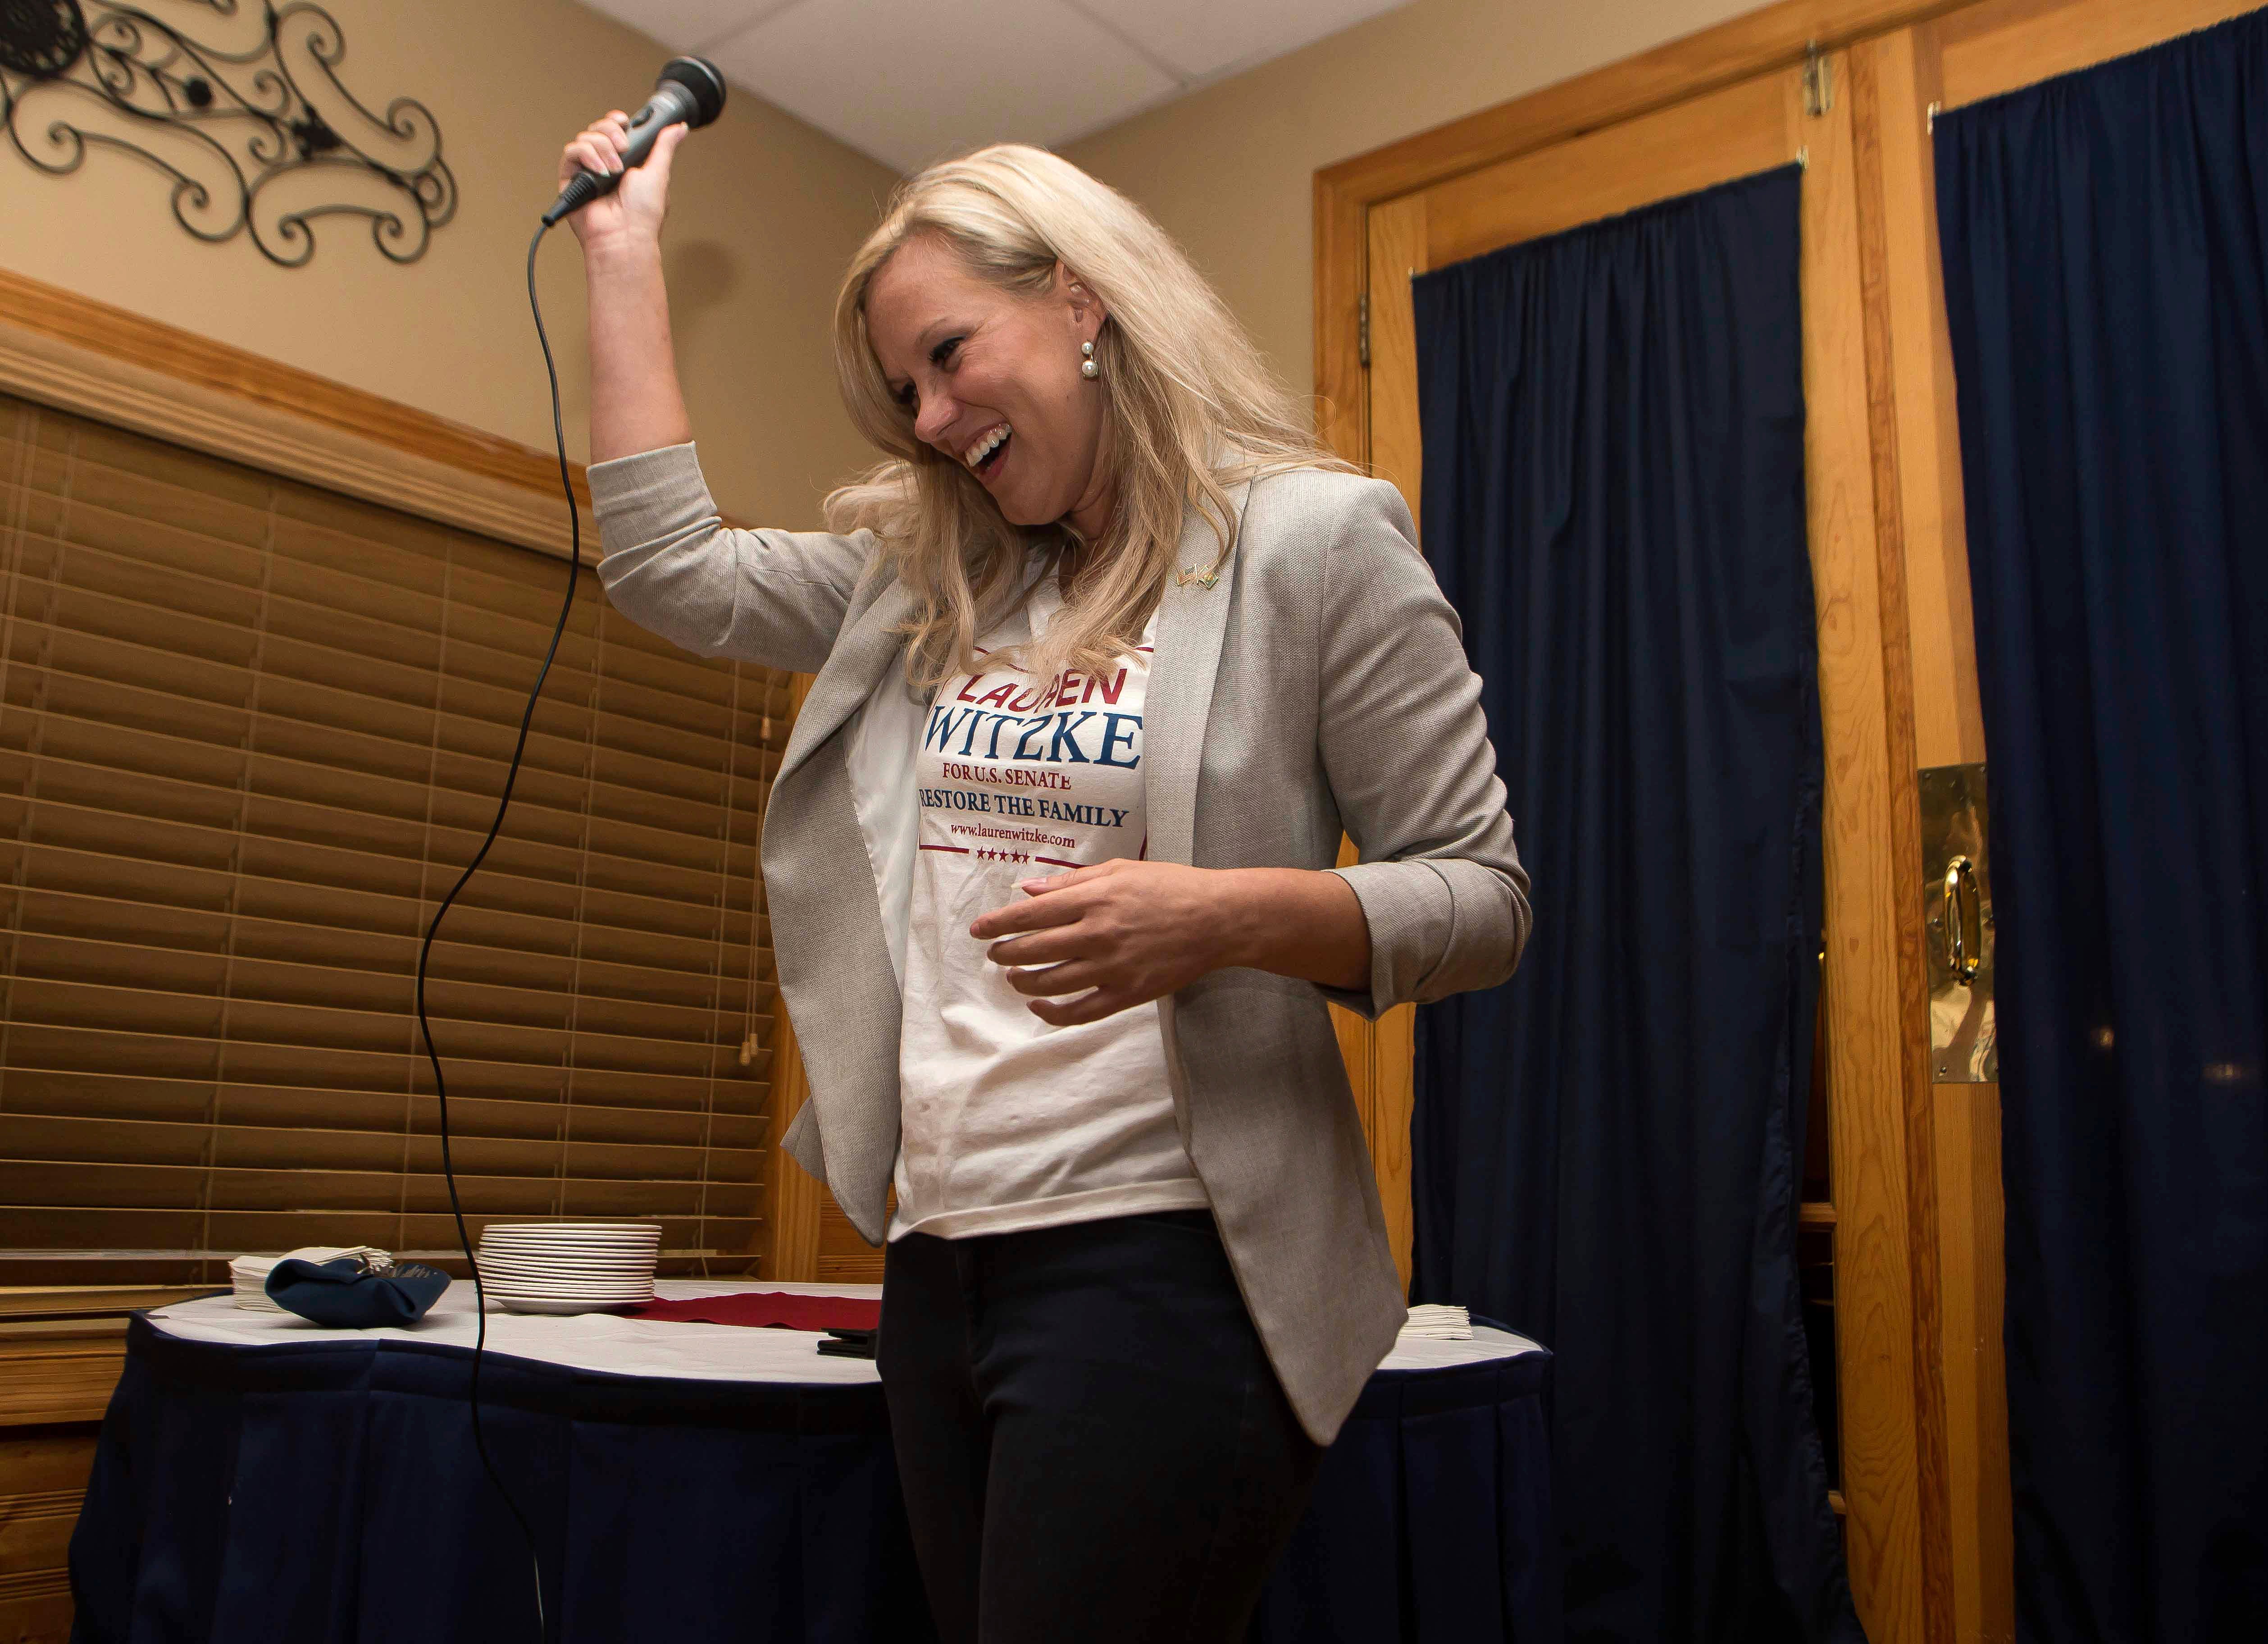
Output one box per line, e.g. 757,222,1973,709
1935,13,2268,1640
1409,168,1856,1644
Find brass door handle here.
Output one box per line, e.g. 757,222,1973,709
1942,854,1981,984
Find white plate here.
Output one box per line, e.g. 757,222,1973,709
476,1247,658,1263
483,1285,655,1301
478,1233,657,1251
478,1245,659,1260
474,1260,657,1279
487,1295,655,1307
494,1295,647,1315
480,1222,661,1235
479,1246,658,1262
480,1229,660,1245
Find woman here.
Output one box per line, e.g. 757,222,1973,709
560,114,1529,1643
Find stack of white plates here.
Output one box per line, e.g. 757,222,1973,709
1401,1302,1474,1342
475,1222,661,1315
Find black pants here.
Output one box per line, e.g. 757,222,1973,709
878,1210,1325,1644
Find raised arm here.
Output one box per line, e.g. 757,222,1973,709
559,115,869,674
560,112,694,461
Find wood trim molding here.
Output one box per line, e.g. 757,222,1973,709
1312,169,1371,470
1848,41,1958,1639
0,1322,128,1426
0,1288,211,1320
0,1426,101,1640
1320,0,1976,200
0,1569,75,1604
1313,0,1977,447
763,673,824,1285
763,1005,824,1284
0,266,592,563
0,1290,211,1408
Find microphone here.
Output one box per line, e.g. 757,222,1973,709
543,56,726,226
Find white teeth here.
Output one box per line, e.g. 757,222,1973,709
963,424,1010,468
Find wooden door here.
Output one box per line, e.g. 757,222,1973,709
1333,41,1922,1640
1850,3,2258,1635
1322,1,2262,1640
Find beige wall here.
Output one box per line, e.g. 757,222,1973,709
1063,0,1758,417
1,0,1774,518
0,0,896,525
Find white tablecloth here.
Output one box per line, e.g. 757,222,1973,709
146,1279,1542,1388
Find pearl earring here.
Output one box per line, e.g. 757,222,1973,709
1080,340,1099,379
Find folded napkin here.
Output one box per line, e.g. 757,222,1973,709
266,1255,452,1328
231,1246,390,1311
622,1292,881,1333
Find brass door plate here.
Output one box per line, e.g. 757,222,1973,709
1920,763,1996,1083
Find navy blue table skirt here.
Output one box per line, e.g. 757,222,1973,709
70,1313,1558,1643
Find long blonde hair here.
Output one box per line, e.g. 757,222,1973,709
826,143,1347,689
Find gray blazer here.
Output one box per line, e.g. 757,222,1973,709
588,443,1529,1443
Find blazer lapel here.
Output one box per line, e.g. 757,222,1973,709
1143,489,1248,865
761,579,919,1241
779,578,919,783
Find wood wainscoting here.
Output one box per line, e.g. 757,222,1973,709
0,1288,200,1643
0,1425,100,1641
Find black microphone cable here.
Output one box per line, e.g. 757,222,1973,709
410,216,579,1643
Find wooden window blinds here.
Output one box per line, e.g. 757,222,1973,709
0,390,791,1286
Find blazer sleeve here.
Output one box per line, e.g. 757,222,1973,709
587,442,874,675
1316,479,1531,1019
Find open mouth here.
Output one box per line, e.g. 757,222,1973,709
964,423,1012,480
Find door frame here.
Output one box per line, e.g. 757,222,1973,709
1320,1,2264,1639
1315,0,1975,471
1315,4,1975,1640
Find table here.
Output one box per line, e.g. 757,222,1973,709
68,1282,1558,1643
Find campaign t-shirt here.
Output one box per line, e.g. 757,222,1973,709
888,573,1208,1240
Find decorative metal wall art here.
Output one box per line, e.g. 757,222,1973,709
0,1,455,266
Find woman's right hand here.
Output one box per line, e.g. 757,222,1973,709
558,111,689,252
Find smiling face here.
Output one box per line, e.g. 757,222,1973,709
864,233,1113,538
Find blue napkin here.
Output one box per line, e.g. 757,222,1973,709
265,1256,451,1328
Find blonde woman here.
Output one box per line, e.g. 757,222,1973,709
560,115,1529,1643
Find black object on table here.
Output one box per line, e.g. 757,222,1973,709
816,1327,876,1359
68,1311,1557,1642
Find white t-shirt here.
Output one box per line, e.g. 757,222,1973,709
888,573,1210,1240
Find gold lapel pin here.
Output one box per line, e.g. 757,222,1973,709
1175,565,1220,590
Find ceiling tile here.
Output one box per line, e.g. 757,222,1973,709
1069,0,1416,81
706,0,1177,173
576,0,793,53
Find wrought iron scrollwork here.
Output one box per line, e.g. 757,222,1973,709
0,0,455,266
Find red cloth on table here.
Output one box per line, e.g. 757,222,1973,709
621,1292,880,1332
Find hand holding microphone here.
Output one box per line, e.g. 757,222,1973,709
547,56,725,238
